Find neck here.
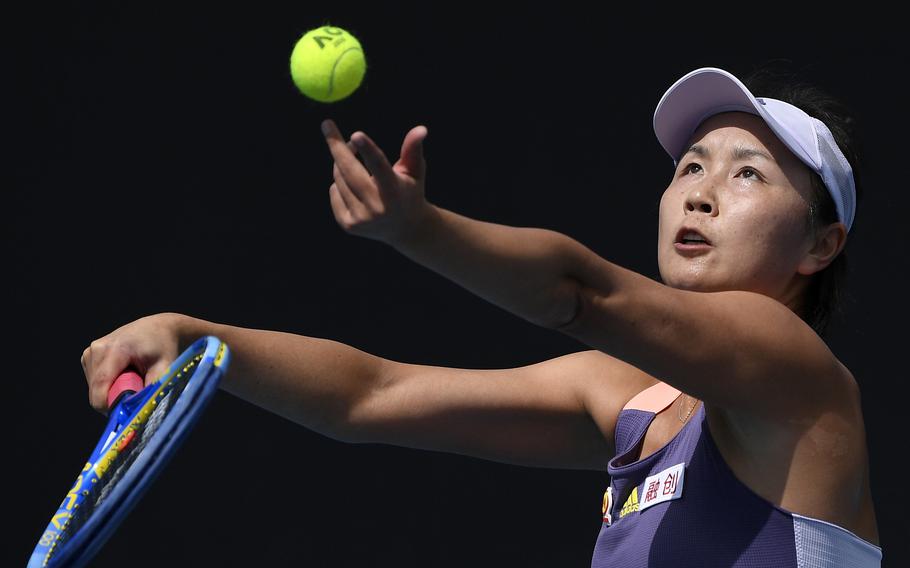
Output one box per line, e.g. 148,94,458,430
780,273,811,320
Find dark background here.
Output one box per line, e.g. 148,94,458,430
10,3,908,567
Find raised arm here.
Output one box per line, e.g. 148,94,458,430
394,209,848,417
323,120,851,420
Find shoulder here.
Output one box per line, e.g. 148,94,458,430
705,359,874,531
710,352,861,439
706,352,866,481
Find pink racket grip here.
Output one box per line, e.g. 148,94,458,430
107,371,145,410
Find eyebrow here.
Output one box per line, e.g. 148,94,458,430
682,144,775,163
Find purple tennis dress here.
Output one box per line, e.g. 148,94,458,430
590,392,882,567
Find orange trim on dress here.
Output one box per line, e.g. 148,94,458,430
622,381,682,413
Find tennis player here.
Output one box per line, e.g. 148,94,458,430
81,65,881,566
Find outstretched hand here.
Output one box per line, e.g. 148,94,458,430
321,119,433,245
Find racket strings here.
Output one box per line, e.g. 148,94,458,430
49,356,202,555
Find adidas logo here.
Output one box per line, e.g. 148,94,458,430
619,487,640,517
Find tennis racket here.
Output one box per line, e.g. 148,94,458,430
27,335,230,568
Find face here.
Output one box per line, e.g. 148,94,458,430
657,112,817,303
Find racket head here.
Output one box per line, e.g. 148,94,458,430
28,335,230,568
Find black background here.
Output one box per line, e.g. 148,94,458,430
10,3,908,567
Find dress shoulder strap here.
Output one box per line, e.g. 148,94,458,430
622,381,682,413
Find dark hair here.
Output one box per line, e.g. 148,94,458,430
741,61,865,336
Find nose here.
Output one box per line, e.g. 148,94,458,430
684,186,717,216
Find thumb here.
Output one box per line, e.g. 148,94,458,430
395,125,428,179
144,356,176,387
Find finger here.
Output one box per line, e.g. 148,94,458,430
336,135,385,208
346,140,365,167
81,346,90,373
342,138,368,177
144,354,176,386
341,139,385,212
395,125,428,179
90,345,134,412
325,130,376,209
321,119,373,196
333,162,368,219
83,341,103,408
349,131,399,192
329,183,356,229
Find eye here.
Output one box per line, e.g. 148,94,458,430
739,167,763,181
681,163,702,175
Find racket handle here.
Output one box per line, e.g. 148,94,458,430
107,371,145,410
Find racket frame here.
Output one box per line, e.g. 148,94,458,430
28,335,229,568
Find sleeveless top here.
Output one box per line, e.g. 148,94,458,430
590,383,882,567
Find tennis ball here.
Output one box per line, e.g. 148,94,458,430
290,25,366,103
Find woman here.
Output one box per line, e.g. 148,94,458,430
81,66,881,566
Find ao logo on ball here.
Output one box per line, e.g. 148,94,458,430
290,25,367,103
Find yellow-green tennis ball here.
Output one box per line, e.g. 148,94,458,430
290,26,366,103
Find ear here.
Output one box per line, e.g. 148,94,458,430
797,222,847,276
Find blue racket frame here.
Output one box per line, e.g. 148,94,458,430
28,335,230,568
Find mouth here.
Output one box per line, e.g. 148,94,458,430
674,227,712,255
